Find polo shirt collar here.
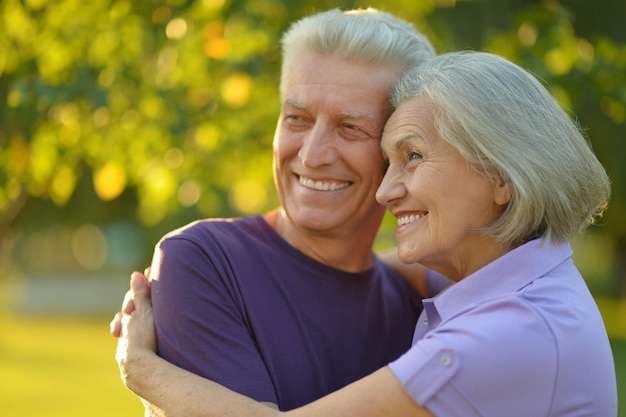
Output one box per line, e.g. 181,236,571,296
431,238,572,323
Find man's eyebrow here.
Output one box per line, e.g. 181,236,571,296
284,99,309,110
338,111,375,121
283,99,374,121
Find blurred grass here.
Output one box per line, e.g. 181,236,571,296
0,313,143,416
0,312,623,416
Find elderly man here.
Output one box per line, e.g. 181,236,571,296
112,8,445,413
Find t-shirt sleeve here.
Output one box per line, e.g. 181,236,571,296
149,234,277,404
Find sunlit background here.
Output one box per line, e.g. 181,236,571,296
0,0,624,415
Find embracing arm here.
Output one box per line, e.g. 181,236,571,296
111,270,164,417
111,236,281,410
379,248,451,298
115,274,435,417
114,273,278,417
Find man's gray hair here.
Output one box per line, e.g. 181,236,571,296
279,8,436,99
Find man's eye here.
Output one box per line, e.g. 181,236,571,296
341,123,374,141
284,114,309,126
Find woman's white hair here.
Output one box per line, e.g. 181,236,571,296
279,8,436,98
392,51,610,246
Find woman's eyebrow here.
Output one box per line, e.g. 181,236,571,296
394,134,422,150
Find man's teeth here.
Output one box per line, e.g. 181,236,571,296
299,177,349,191
397,214,425,226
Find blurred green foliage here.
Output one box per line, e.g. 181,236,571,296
0,0,624,297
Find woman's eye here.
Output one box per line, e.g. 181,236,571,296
407,151,422,162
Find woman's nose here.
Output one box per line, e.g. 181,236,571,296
376,166,406,207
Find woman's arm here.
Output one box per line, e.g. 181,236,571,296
115,274,434,417
379,249,452,298
379,248,430,296
115,274,273,417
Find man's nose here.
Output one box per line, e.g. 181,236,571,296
298,121,338,168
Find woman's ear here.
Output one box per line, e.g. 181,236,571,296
494,176,512,206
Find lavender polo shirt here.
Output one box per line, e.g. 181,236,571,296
390,239,617,417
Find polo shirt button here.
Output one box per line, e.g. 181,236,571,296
423,319,428,324
440,355,451,367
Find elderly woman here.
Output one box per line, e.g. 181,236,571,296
115,51,617,417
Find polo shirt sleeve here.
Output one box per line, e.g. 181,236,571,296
389,298,558,417
389,336,459,404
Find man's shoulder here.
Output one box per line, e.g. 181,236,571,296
162,215,265,243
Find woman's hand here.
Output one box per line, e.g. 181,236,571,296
113,271,158,392
110,268,151,338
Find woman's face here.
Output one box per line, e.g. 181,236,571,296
376,97,511,280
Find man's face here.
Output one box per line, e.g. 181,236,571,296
273,52,399,239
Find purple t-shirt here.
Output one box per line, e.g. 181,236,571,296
150,215,422,410
390,239,617,417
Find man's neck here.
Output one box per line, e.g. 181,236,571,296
264,209,376,273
